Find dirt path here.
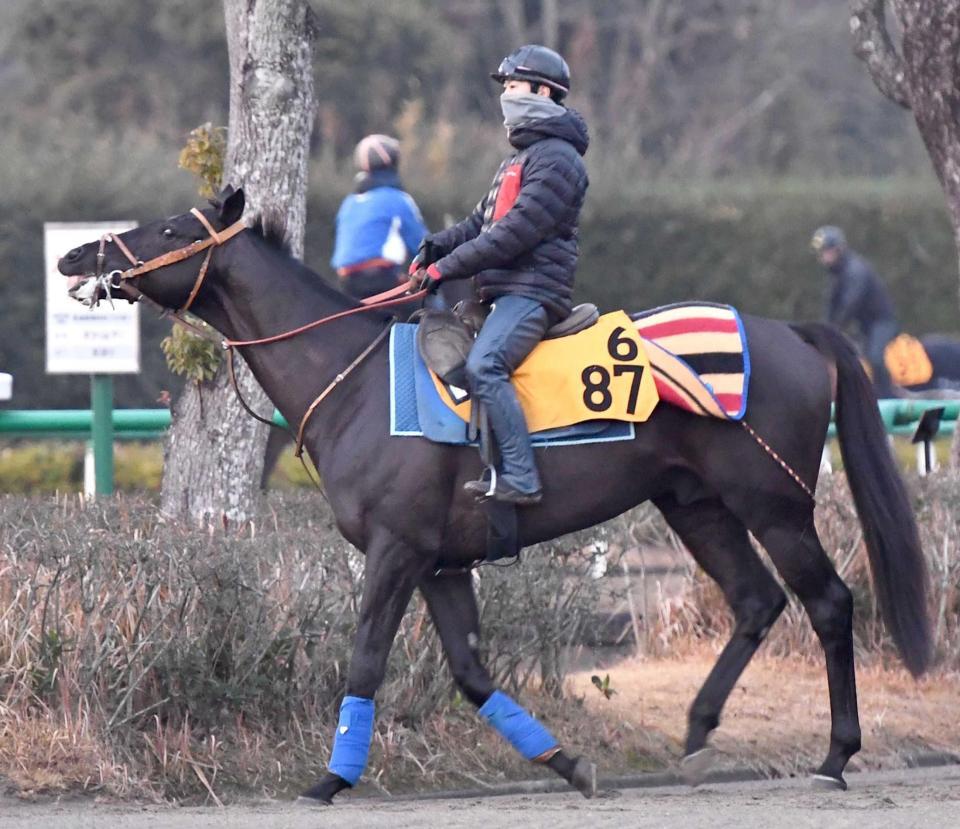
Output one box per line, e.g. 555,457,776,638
2,765,958,828
566,652,960,777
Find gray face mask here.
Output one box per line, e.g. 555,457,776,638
500,91,565,130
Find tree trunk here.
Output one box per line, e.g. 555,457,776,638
160,0,316,523
850,0,960,467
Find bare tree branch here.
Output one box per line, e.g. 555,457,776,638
849,0,911,109
542,0,559,49
497,0,527,46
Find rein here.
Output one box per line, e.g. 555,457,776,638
219,280,424,463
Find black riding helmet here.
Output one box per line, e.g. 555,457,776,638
491,44,570,101
811,226,847,252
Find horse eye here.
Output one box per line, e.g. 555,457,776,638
162,227,175,238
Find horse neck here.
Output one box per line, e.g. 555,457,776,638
196,233,387,436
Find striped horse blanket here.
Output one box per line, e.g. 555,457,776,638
631,302,750,420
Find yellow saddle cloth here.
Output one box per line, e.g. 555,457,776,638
431,310,659,432
885,333,933,387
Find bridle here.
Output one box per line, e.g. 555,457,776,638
89,209,426,472
95,208,247,314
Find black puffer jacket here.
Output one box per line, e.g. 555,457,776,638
427,109,589,322
826,250,898,333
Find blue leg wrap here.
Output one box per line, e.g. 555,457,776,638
328,696,375,785
478,690,558,761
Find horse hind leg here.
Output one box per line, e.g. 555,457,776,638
418,570,597,798
653,495,787,784
751,513,861,789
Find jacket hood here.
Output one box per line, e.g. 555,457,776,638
508,107,589,156
353,168,403,193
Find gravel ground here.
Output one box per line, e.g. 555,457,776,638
2,764,958,829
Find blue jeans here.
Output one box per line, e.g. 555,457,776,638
464,295,550,494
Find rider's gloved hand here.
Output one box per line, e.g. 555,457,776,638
408,263,443,293
408,238,442,275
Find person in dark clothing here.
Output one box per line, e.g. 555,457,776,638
331,134,427,299
409,45,589,505
811,225,900,397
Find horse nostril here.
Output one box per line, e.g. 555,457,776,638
64,247,83,261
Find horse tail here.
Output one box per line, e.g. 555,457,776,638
791,322,932,676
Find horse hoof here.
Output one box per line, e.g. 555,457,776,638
811,773,847,791
570,757,597,799
296,794,333,807
679,747,719,787
297,771,348,805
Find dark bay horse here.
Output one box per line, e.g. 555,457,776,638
58,187,931,801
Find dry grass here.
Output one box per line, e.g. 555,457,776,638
649,473,960,671
0,491,613,801
0,472,957,802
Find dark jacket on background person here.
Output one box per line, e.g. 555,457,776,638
826,250,898,333
425,109,589,323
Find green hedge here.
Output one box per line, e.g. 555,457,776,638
0,441,317,493
302,177,960,335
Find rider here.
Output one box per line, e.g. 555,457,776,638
409,45,589,505
331,134,428,299
811,225,900,397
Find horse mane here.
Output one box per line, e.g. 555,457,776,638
248,210,293,255
240,207,389,320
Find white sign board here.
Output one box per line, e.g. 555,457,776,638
44,222,140,374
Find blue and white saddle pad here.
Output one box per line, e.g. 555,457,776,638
388,323,635,446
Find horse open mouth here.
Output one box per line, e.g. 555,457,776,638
66,273,106,306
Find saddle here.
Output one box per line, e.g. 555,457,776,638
415,300,600,388
415,300,600,569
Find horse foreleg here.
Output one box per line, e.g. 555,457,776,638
419,571,596,798
299,535,429,805
654,496,787,783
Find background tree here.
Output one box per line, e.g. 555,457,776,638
850,0,960,464
160,0,317,523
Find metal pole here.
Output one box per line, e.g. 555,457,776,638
90,374,114,495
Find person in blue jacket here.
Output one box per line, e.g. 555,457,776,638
331,134,427,299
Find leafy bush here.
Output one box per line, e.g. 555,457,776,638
0,442,82,493
0,442,163,494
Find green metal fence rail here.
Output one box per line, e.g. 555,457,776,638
0,408,290,440
0,403,954,493
0,403,955,441
1,403,954,440
827,400,958,437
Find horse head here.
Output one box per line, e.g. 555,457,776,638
57,186,246,311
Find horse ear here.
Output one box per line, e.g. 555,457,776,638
219,186,245,226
